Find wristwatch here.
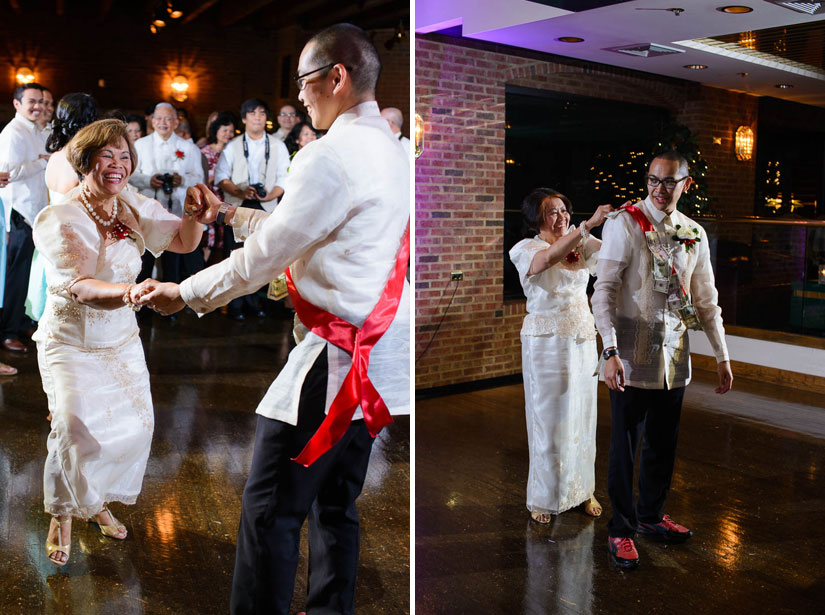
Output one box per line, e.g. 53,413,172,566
216,204,230,226
602,347,619,361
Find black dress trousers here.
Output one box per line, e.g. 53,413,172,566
1,210,35,338
606,384,686,538
230,348,376,615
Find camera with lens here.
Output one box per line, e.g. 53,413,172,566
159,173,175,195
251,183,267,199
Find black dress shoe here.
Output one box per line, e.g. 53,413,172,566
256,309,267,319
228,312,245,322
2,338,27,353
637,515,693,543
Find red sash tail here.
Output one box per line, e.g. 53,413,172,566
285,220,410,467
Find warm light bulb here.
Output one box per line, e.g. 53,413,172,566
15,67,35,85
171,75,189,102
414,113,424,159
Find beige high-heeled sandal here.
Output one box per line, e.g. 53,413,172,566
46,517,71,566
584,496,602,517
530,510,553,524
91,504,127,539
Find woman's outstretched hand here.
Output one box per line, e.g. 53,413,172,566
585,202,625,231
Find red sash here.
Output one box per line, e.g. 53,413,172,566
620,204,690,297
284,220,410,467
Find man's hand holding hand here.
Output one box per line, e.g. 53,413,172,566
138,282,186,315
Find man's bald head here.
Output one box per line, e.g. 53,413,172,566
380,107,403,134
304,23,381,96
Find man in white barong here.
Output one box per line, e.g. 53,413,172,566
138,23,409,615
592,150,733,570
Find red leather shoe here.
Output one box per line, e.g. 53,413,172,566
2,338,27,353
608,536,640,569
637,514,693,543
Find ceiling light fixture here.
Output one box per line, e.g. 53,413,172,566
718,5,754,12
166,1,183,19
775,83,794,88
737,72,749,76
557,37,584,43
684,64,708,69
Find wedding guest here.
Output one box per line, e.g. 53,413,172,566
200,111,237,264
380,106,410,157
592,150,733,569
131,102,204,289
215,97,289,320
39,87,55,132
176,119,193,143
284,121,317,156
0,186,15,375
274,103,299,141
138,23,409,614
510,189,613,523
124,114,145,144
35,118,203,566
0,83,49,354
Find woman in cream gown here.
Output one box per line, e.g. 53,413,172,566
37,119,204,565
509,188,612,523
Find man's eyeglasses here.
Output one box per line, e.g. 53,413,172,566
646,175,689,190
295,63,337,90
278,112,297,118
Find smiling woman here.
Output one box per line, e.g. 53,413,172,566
31,118,203,566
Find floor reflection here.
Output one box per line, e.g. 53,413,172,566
416,371,825,614
0,309,409,614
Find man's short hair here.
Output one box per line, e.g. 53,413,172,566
381,107,403,129
67,118,138,178
650,150,689,176
14,82,45,102
153,102,177,116
241,98,270,118
305,23,382,96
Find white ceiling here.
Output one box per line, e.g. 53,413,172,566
415,0,825,107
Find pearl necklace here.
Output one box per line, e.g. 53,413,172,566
79,184,118,227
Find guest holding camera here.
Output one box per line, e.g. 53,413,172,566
131,103,204,291
214,98,289,320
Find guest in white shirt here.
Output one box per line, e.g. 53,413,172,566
273,104,299,141
131,102,204,289
214,98,289,319
138,23,409,615
592,150,733,570
0,83,50,353
380,106,411,157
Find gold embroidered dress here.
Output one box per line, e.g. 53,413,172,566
33,186,179,518
509,230,600,515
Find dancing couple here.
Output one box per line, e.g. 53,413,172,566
37,23,409,615
511,151,732,570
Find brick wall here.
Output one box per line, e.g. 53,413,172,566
0,15,409,138
415,35,758,390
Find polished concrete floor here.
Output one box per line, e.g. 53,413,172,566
0,308,409,615
416,371,825,614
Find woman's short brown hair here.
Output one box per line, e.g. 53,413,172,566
66,118,138,178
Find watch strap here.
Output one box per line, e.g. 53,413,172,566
216,204,230,226
602,347,619,361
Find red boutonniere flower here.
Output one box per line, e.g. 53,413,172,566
566,250,579,263
110,221,133,241
175,149,185,160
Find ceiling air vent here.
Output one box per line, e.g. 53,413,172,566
763,1,825,14
605,43,686,58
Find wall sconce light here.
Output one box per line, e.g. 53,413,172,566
735,125,754,161
414,113,424,159
819,263,825,285
15,67,35,85
171,75,189,102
